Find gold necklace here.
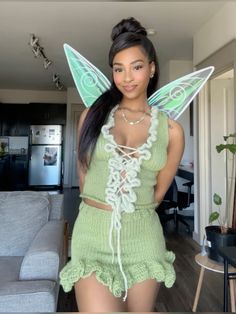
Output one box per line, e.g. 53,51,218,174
120,108,149,125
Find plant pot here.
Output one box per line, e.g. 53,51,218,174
205,226,236,263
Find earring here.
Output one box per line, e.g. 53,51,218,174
150,73,154,78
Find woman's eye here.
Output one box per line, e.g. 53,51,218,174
134,65,143,71
113,68,123,73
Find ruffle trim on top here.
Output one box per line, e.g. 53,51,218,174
101,104,158,211
60,251,176,298
100,104,159,300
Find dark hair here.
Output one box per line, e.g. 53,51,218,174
78,17,159,169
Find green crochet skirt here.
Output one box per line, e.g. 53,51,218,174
60,201,176,298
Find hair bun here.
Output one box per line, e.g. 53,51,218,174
111,17,147,41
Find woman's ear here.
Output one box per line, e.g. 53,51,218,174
150,62,156,78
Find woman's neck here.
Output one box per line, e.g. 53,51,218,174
119,97,150,113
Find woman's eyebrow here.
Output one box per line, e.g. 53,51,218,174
113,59,145,66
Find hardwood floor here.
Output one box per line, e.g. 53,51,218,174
158,233,224,312
58,188,225,312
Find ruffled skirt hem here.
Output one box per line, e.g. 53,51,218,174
60,252,175,298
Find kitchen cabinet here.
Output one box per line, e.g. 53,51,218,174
0,154,28,191
0,103,66,136
0,105,29,136
0,154,10,190
9,154,28,190
29,103,66,125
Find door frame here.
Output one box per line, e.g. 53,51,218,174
64,103,84,188
194,39,236,244
71,104,84,187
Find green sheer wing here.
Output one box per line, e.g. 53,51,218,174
64,43,111,107
148,66,214,120
64,44,214,118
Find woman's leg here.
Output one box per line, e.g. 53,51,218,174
127,279,160,312
74,273,127,312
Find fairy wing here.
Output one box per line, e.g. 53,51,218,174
64,43,111,107
64,44,214,119
148,66,214,120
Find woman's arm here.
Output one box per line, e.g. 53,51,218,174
154,118,185,204
77,108,89,193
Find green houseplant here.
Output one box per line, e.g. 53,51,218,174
206,133,236,262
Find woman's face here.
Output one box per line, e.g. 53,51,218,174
112,46,155,102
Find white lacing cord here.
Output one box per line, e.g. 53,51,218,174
117,224,128,301
108,208,128,302
116,145,139,159
108,144,141,302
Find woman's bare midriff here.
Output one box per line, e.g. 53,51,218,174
83,197,113,211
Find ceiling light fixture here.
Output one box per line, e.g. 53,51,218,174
30,34,39,47
31,45,43,58
29,33,64,91
29,33,52,67
53,74,59,83
53,73,64,91
56,81,64,91
44,58,52,69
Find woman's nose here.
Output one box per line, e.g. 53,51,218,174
123,69,133,82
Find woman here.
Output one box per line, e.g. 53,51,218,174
60,17,184,312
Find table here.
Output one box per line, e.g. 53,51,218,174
192,253,236,312
219,247,236,312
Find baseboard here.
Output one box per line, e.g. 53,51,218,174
193,231,201,244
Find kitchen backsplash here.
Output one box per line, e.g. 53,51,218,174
9,136,28,150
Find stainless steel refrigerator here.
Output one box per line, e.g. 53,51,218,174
29,125,63,187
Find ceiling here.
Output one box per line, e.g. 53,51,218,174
0,1,225,91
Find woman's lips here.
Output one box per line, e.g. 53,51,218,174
123,85,137,92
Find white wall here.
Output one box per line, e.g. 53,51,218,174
159,61,170,88
194,2,236,66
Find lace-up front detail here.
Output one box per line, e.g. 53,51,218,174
101,104,159,300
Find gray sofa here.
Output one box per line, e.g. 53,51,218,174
0,191,65,312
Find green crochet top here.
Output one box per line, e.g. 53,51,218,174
80,105,169,301
80,105,168,210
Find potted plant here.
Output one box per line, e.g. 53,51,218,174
206,133,236,263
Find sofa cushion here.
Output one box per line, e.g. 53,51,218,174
0,280,56,312
0,192,50,256
0,256,23,284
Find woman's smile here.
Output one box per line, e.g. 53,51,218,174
123,85,137,92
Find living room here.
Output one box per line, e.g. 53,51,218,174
1,1,236,312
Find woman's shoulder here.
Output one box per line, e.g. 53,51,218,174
168,118,184,142
157,110,183,134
